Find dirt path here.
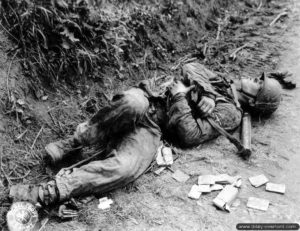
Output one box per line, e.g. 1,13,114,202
265,0,300,220
1,1,300,230
44,1,300,230
239,0,300,223
216,0,300,227
208,0,300,227
123,1,300,229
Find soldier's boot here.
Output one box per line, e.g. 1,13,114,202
9,181,59,206
45,138,81,164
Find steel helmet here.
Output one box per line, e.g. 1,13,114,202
253,73,282,115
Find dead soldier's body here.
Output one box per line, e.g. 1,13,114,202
9,63,282,207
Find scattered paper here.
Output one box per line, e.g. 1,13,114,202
156,146,173,166
198,185,211,193
210,184,224,191
98,197,113,210
247,197,269,211
188,185,202,200
156,146,165,166
213,185,239,212
198,175,215,185
214,174,230,183
172,170,190,183
162,147,173,165
214,174,241,185
249,174,269,187
266,183,286,194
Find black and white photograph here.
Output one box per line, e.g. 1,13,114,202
0,0,299,230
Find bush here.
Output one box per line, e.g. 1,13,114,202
0,0,230,87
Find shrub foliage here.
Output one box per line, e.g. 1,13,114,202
0,0,228,86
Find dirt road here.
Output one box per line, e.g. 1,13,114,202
232,0,300,225
46,2,300,230
1,1,300,230
258,0,300,222
210,0,300,228
194,0,300,228
41,1,300,230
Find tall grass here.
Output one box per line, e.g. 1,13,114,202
0,0,231,87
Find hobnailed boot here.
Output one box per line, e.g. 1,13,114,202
38,181,59,205
9,181,59,206
45,138,81,163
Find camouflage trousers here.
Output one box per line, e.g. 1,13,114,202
55,88,162,201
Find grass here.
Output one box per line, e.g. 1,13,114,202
0,0,232,89
0,0,289,229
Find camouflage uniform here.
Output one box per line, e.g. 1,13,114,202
56,88,162,201
53,63,242,201
167,62,242,147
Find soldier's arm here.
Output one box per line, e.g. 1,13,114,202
167,92,218,147
181,62,221,100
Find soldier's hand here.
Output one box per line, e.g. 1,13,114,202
198,96,215,115
58,204,79,220
57,168,72,177
168,80,194,96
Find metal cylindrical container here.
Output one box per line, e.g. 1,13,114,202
241,112,251,151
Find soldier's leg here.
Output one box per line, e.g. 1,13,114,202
46,88,150,163
76,88,150,145
55,126,161,201
10,126,161,205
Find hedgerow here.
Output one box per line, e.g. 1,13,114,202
0,0,229,87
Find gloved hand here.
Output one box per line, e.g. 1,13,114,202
197,96,215,116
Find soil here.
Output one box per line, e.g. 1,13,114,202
0,0,300,230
